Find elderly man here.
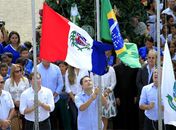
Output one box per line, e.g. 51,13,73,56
19,72,55,130
0,75,15,130
137,49,157,97
136,49,157,130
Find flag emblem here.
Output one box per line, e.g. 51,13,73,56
70,30,91,51
167,81,176,112
40,2,113,75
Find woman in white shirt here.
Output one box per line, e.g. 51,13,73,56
65,65,89,130
93,66,117,130
4,64,29,129
4,64,29,108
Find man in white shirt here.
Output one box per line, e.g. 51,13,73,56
19,72,55,130
0,75,15,130
36,60,63,130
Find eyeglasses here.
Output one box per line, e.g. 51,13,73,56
14,69,22,73
0,81,5,84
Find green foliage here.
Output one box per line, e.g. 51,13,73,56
45,0,95,27
45,0,74,17
111,0,147,45
77,0,95,27
45,0,147,45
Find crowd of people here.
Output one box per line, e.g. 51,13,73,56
1,0,176,130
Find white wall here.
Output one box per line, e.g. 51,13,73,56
0,0,44,43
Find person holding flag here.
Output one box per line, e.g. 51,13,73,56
93,65,117,130
75,76,107,130
65,66,89,130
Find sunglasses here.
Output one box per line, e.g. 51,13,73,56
0,81,5,84
14,69,22,73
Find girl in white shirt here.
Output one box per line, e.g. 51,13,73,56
65,66,89,130
93,66,117,130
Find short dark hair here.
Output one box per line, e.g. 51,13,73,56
55,61,68,66
3,52,13,58
23,41,32,50
145,35,154,43
0,63,8,69
19,46,29,53
80,75,90,85
16,57,27,66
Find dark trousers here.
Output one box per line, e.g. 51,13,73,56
139,109,145,130
58,97,72,130
144,116,165,130
144,116,158,130
25,118,51,130
68,99,78,130
165,125,176,130
50,101,60,130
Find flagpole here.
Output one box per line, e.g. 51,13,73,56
31,0,39,130
96,0,100,41
96,0,102,130
156,0,162,130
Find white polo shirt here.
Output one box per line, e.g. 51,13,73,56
0,90,15,120
19,86,55,122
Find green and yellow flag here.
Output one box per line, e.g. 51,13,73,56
101,0,141,68
100,0,112,42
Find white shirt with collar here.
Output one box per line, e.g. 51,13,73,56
19,86,55,122
147,65,155,84
0,90,15,120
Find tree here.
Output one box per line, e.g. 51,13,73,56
111,0,147,46
45,0,95,27
45,0,147,45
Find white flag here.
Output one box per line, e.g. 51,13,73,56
161,43,176,126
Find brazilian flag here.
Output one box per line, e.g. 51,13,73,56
100,0,141,68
